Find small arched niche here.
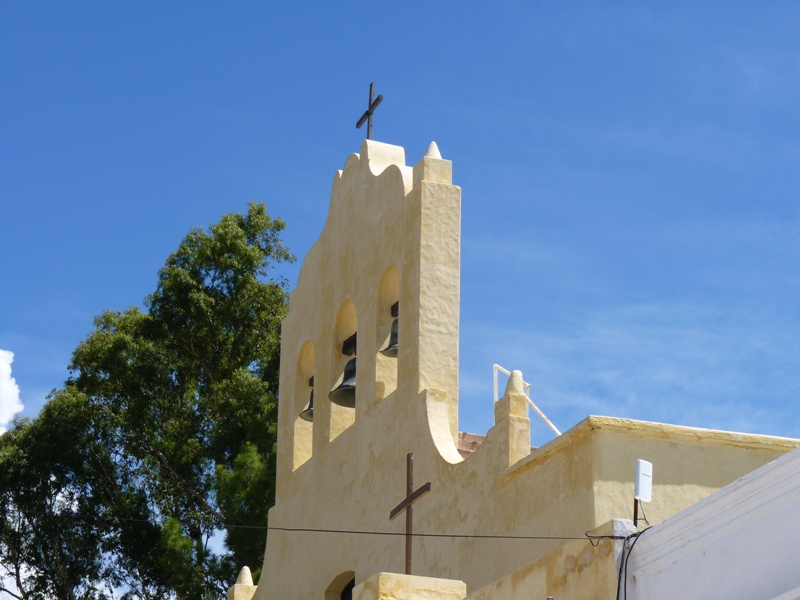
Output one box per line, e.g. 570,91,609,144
293,341,315,470
375,266,399,402
329,300,357,439
325,571,356,600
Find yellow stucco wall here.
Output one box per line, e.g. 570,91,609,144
465,520,631,600
251,141,800,600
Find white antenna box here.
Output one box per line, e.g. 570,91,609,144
635,459,653,503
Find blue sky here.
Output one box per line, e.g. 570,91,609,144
1,2,799,446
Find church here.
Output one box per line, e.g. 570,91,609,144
227,138,800,600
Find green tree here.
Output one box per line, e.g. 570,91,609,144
0,387,161,599
0,203,293,598
0,390,108,600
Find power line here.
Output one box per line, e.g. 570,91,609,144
264,525,584,541
14,510,588,541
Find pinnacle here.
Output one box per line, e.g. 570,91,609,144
424,141,442,159
505,370,525,395
235,566,254,585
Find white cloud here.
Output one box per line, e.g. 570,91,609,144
0,349,24,434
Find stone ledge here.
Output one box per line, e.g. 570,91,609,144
354,572,466,600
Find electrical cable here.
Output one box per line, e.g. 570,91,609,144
18,510,586,541
638,502,650,526
584,532,630,547
613,527,651,600
624,527,649,600
264,526,583,540
615,533,632,600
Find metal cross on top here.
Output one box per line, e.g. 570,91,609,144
356,82,383,140
389,453,432,575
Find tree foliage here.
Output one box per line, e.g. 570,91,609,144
0,203,293,598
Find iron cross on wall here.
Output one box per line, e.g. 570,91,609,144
389,453,432,575
356,82,383,140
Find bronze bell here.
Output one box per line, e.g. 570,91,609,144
329,357,357,407
299,376,314,422
380,318,398,357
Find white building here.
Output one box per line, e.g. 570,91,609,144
626,444,800,600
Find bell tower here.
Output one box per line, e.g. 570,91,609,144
275,139,461,477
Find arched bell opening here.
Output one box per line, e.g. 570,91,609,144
325,571,356,600
375,266,399,403
293,341,315,470
330,301,357,439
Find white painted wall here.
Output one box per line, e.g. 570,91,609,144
626,444,800,600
